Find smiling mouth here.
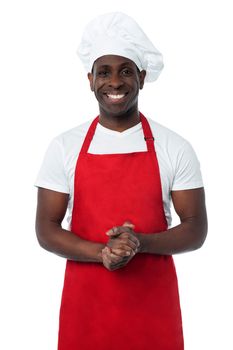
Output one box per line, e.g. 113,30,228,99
104,93,128,102
107,94,126,99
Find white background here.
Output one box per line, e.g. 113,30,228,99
0,0,232,349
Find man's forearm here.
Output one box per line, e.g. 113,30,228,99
137,217,207,255
36,221,105,262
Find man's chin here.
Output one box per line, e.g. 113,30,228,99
99,106,130,118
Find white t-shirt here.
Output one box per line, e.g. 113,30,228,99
35,116,203,227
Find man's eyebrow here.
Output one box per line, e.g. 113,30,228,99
119,61,135,67
96,64,111,69
96,62,135,69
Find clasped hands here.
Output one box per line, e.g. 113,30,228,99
102,221,140,271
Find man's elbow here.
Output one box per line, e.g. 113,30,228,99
193,221,208,250
35,220,53,251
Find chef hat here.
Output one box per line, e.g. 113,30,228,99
77,12,164,82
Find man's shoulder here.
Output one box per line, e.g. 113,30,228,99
52,118,93,147
59,119,93,139
147,117,188,149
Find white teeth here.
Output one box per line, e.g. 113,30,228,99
107,94,125,99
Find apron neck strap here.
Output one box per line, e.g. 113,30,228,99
80,116,99,155
80,112,155,154
140,112,155,152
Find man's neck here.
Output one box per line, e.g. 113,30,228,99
98,109,141,132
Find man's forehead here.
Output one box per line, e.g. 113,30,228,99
93,55,137,68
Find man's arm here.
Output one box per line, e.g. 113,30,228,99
35,188,105,262
138,187,208,254
87,187,208,271
35,188,136,263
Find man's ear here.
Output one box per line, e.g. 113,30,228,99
87,72,94,91
139,70,146,89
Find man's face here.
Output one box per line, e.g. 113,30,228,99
88,55,146,117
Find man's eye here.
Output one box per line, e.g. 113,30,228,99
98,71,109,77
122,69,132,76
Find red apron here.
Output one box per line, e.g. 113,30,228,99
58,113,184,350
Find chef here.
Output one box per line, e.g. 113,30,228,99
35,12,208,350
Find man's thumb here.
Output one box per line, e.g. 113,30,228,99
123,221,135,229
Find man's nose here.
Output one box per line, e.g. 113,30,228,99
108,73,123,88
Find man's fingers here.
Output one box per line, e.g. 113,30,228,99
106,224,135,237
102,245,137,271
102,247,124,263
119,232,140,248
102,251,128,271
105,222,140,256
106,220,135,237
111,248,131,257
123,221,135,229
106,226,121,237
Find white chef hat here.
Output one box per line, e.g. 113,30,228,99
77,12,164,82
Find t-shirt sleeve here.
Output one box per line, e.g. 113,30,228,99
171,140,204,191
34,137,70,194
